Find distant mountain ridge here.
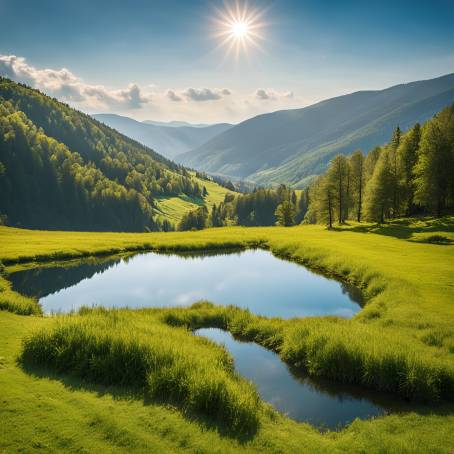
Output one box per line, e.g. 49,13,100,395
143,119,221,128
93,114,232,159
179,73,454,186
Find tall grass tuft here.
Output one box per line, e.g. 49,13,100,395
162,303,454,402
21,308,260,434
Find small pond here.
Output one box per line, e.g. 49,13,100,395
10,249,363,317
195,328,411,429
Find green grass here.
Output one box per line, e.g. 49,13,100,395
155,175,234,224
161,302,454,401
21,308,261,435
1,216,454,451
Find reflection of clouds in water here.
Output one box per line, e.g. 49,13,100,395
30,249,362,318
215,270,261,291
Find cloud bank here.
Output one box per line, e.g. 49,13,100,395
0,54,149,109
0,54,301,122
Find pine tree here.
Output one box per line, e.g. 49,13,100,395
364,150,394,222
274,200,296,226
306,175,336,228
327,155,349,224
388,126,402,218
295,190,309,223
397,123,421,215
364,146,382,181
414,108,454,216
349,150,365,222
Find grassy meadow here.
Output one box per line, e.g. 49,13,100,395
155,175,234,225
1,216,454,452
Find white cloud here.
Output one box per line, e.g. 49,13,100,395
182,87,229,102
166,89,182,102
255,88,294,100
166,87,232,102
0,54,149,109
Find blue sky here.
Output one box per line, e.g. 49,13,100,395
1,0,453,123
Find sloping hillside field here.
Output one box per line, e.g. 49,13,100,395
1,218,454,452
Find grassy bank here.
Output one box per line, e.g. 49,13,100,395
2,310,454,453
1,217,454,451
0,274,41,315
162,302,454,401
21,308,261,434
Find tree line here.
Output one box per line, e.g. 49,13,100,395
177,185,309,230
306,103,454,227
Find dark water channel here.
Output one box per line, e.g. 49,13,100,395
196,328,415,429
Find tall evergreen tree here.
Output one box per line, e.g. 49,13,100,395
397,123,421,215
414,107,454,216
364,150,394,223
349,150,365,222
327,155,349,224
388,126,402,218
274,200,296,226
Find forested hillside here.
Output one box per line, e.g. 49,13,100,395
0,78,229,231
179,103,454,230
306,103,454,226
180,73,454,186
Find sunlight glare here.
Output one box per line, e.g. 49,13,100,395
212,1,267,61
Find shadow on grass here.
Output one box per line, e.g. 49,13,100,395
332,217,454,241
19,361,259,443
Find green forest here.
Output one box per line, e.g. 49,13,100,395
306,103,454,226
178,103,454,231
0,78,210,232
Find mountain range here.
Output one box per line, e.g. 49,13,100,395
93,114,232,160
178,73,454,186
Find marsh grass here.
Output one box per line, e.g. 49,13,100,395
20,308,261,435
162,302,454,402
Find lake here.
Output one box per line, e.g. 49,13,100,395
10,249,363,317
10,249,415,428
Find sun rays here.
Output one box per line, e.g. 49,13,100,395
211,1,267,62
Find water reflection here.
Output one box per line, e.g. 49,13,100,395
10,249,363,318
196,328,414,429
9,257,122,299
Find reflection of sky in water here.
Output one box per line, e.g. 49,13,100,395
196,328,387,429
30,250,361,317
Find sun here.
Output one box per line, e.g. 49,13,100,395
212,1,267,60
231,20,249,39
